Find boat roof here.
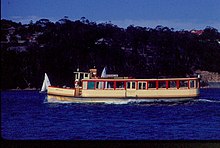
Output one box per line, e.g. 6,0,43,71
73,71,90,74
82,77,198,81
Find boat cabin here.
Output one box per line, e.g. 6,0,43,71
81,78,199,90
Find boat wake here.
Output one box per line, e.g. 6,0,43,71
44,100,75,104
44,97,194,105
103,99,191,105
195,98,220,103
44,95,220,105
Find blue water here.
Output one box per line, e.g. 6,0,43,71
1,89,220,140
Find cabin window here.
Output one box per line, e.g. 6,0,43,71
169,81,176,88
158,81,166,88
138,82,146,90
143,83,146,89
75,73,78,79
132,82,135,89
148,81,156,88
102,81,108,89
143,82,146,89
190,80,195,88
80,74,83,80
126,81,136,89
196,80,199,88
116,81,124,89
106,81,114,89
138,83,142,89
83,81,87,89
96,81,104,89
180,80,188,88
84,74,89,79
127,82,130,89
87,81,95,89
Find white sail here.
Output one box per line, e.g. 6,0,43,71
101,67,107,78
40,73,51,92
98,67,107,89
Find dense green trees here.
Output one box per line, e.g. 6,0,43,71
1,19,220,89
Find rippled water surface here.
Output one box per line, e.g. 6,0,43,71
1,89,220,140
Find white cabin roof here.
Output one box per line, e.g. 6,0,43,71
82,77,198,81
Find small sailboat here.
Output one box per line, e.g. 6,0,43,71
101,67,107,78
98,67,108,89
40,73,51,92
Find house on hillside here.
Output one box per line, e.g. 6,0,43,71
8,27,16,34
190,30,204,36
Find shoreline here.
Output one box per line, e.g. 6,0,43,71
206,82,220,88
5,88,39,91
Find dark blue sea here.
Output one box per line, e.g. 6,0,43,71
1,88,220,140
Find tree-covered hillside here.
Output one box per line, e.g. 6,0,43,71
1,18,220,89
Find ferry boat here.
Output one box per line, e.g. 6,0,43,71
41,67,200,103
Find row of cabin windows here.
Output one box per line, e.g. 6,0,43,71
86,81,125,89
84,80,198,90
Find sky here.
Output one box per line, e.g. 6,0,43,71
1,0,220,30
